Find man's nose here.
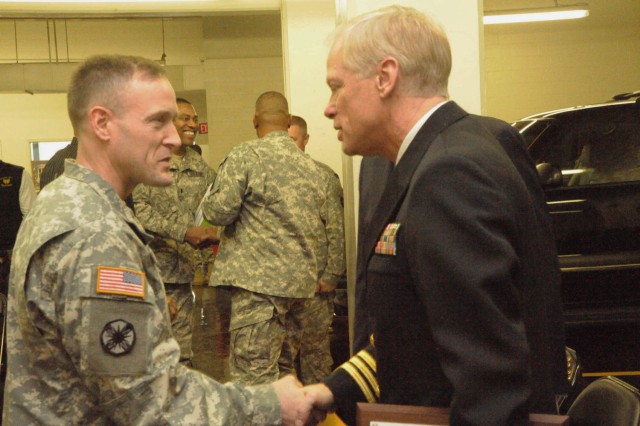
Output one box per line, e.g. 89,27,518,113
166,125,181,148
324,103,336,119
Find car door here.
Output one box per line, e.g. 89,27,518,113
523,101,640,382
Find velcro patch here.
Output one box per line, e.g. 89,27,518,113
96,266,146,299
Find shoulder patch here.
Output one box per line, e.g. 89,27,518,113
96,266,146,299
101,319,136,356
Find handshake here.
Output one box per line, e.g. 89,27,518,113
273,375,337,426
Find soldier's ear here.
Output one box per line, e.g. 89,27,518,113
89,106,112,141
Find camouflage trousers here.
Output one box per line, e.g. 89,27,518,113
296,292,335,384
164,283,195,362
229,287,311,386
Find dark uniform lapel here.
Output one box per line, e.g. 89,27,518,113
362,101,468,262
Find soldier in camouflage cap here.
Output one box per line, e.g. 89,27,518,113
3,54,315,425
286,115,346,384
133,97,217,365
199,92,327,385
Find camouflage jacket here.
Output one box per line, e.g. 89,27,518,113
133,148,216,284
3,160,281,425
201,130,326,298
313,160,346,286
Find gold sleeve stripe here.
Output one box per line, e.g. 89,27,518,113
341,363,377,403
358,350,377,373
350,355,380,399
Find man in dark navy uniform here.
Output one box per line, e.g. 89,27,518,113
305,6,567,426
0,160,36,295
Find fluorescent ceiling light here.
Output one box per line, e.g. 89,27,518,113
484,5,589,25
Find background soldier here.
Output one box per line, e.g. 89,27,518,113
133,97,217,365
287,115,346,384
199,92,327,386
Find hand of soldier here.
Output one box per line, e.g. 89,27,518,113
184,226,219,248
166,295,178,320
317,280,337,294
304,383,335,425
272,375,313,426
303,383,335,417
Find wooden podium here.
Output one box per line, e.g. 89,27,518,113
356,403,570,425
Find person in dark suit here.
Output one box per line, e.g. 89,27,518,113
39,137,77,189
305,6,567,426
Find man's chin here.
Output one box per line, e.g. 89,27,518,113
146,173,174,187
341,141,360,157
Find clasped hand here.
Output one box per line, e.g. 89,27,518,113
273,376,336,426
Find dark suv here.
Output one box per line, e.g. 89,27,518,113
514,91,640,385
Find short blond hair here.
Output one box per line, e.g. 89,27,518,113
330,5,451,98
67,55,166,133
290,115,307,134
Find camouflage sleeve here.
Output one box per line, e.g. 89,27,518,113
132,183,190,242
200,148,253,226
320,170,346,285
42,225,281,425
104,364,283,425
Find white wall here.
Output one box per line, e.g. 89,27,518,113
282,0,339,176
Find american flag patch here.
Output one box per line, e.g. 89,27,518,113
96,266,146,299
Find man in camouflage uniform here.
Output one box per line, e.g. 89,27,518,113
3,55,314,425
199,92,327,385
133,97,217,365
287,115,346,384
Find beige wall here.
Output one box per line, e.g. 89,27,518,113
204,57,285,170
485,23,640,123
201,14,284,170
0,94,71,174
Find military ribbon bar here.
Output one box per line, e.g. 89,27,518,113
375,223,401,256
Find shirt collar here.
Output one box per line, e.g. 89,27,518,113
395,100,449,165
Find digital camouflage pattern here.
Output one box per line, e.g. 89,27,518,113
228,288,310,385
133,148,216,284
201,130,326,299
164,284,196,361
298,293,335,384
3,160,281,425
312,160,345,286
299,160,346,384
133,148,215,361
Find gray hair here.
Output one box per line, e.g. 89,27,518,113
330,5,451,97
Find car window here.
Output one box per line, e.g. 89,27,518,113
526,104,640,186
